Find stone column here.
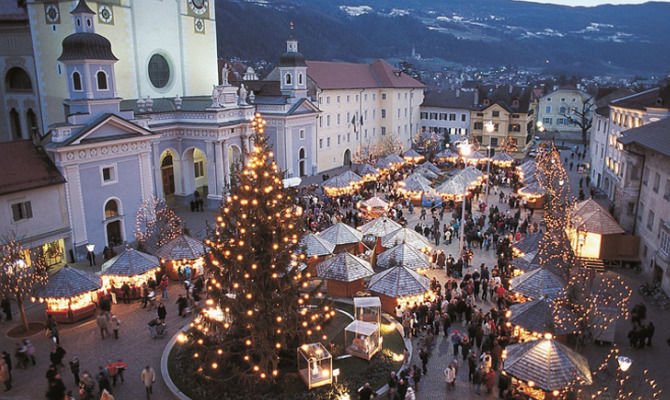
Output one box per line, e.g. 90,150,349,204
151,142,164,199
205,141,217,199
222,140,230,189
64,165,88,248
215,140,225,196
138,151,154,201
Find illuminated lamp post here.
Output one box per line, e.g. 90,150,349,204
457,141,472,262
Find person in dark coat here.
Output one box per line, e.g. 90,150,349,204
1,298,11,321
157,302,167,322
45,373,66,400
358,382,375,400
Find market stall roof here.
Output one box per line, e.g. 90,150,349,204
508,298,578,335
519,182,545,197
510,266,567,300
318,222,363,245
299,233,336,257
357,163,380,177
435,174,471,196
316,252,374,282
421,161,442,175
34,266,101,299
572,199,624,235
381,228,432,250
458,166,485,183
322,170,363,189
435,149,458,160
510,250,539,273
503,338,592,391
345,320,379,336
361,196,389,209
513,233,543,255
384,154,406,165
492,152,515,163
414,166,439,180
376,243,431,270
358,216,402,238
464,150,486,161
368,265,431,298
155,234,209,261
403,149,423,159
400,173,434,193
100,247,160,277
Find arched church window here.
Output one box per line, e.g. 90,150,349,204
148,54,170,89
72,71,82,91
299,148,305,160
97,71,108,90
26,109,39,137
104,199,119,219
5,67,32,91
285,73,292,85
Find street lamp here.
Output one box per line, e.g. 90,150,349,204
457,141,472,263
617,356,632,372
485,145,491,203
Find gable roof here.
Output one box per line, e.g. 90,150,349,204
48,113,153,147
0,140,65,196
618,117,670,158
422,89,476,109
611,86,670,111
305,59,424,90
474,85,531,113
573,199,624,235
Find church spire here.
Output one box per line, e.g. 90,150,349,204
71,0,96,33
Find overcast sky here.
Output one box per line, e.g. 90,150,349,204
516,0,667,6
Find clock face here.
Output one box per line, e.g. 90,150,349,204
98,5,113,24
189,0,208,15
45,4,60,24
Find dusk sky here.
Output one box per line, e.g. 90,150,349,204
516,0,668,6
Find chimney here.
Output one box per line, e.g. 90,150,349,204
474,90,479,105
509,84,513,94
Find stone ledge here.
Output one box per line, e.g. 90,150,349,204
161,321,193,400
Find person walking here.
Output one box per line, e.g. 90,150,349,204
69,357,80,387
45,373,66,400
141,365,155,399
112,359,128,383
0,358,10,391
111,314,121,339
24,339,35,365
159,275,169,300
443,362,456,391
176,294,188,317
97,312,110,339
106,360,119,387
157,302,167,322
97,366,112,395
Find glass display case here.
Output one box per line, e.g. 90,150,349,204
344,320,382,360
297,343,332,389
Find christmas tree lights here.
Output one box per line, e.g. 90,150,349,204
178,113,327,394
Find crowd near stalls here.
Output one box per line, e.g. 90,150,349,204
100,248,162,298
32,266,102,323
155,234,209,280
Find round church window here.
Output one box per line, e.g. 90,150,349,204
148,54,170,89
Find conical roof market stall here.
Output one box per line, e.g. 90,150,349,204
510,267,567,300
381,228,432,252
513,233,543,256
316,252,374,297
435,149,458,162
503,338,592,392
156,234,209,280
318,222,364,253
376,243,431,271
34,266,102,323
322,170,364,196
399,173,434,196
100,247,160,297
518,182,546,209
414,166,439,180
368,265,432,313
492,152,515,167
300,233,336,258
358,217,402,238
507,298,578,337
403,149,424,163
360,196,389,215
357,164,380,181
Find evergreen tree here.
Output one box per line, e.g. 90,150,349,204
180,113,329,393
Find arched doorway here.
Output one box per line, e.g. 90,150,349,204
104,199,123,247
182,147,208,198
343,149,352,166
161,153,175,195
299,148,306,177
9,108,21,139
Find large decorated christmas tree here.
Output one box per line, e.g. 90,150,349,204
178,113,331,396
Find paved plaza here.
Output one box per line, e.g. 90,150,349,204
0,144,668,399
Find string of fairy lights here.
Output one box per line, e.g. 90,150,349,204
135,196,184,250
179,113,330,386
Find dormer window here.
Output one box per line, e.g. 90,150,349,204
97,71,108,90
483,98,490,106
512,98,520,107
72,71,82,91
285,73,292,85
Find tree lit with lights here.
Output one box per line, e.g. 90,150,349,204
177,113,329,396
135,196,183,253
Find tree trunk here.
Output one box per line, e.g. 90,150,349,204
17,298,29,332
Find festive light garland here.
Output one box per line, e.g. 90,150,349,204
135,196,183,251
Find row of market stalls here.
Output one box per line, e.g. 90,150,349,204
32,234,210,323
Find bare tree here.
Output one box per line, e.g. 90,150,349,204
0,240,48,332
135,196,183,253
560,97,593,145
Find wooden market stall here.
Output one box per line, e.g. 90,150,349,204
367,265,432,314
356,163,380,182
358,216,402,254
318,222,364,254
491,152,515,168
156,234,209,280
414,165,440,180
512,233,543,258
376,243,431,272
506,298,577,341
299,233,335,275
518,182,546,209
359,196,390,218
503,337,592,399
33,266,102,323
398,173,434,205
322,171,364,197
403,149,424,164
380,228,432,253
510,266,567,301
567,199,638,265
315,252,374,298
435,149,458,163
100,247,160,299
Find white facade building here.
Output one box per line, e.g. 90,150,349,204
535,86,590,135
420,89,474,138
